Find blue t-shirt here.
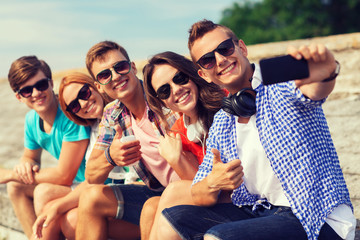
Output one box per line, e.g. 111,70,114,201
24,106,90,183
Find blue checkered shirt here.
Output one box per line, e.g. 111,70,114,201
193,80,352,240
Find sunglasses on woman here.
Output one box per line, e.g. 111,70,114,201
156,71,190,100
66,83,92,114
96,60,131,85
17,78,50,98
196,38,235,69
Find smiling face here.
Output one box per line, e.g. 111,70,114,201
62,83,104,120
151,64,198,119
16,70,56,113
191,27,253,94
90,49,139,101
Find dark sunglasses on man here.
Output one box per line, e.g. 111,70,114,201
17,78,51,98
196,38,235,69
66,83,92,114
156,71,190,100
96,60,131,85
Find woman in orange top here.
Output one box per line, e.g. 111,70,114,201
141,51,226,240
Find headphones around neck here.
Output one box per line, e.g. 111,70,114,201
184,115,205,143
221,87,256,117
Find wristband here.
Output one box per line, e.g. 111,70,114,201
105,146,117,166
322,60,340,82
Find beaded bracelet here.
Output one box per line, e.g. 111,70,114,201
105,146,117,166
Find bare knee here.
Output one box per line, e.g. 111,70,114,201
78,184,110,214
33,183,56,214
61,208,78,240
142,196,160,217
6,181,30,201
157,214,181,240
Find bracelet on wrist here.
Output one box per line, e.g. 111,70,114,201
322,60,340,82
105,146,117,166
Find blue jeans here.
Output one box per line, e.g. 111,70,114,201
162,203,341,240
110,184,162,225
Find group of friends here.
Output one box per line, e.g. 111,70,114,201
0,19,356,240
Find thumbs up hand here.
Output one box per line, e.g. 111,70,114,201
108,125,142,166
207,148,244,191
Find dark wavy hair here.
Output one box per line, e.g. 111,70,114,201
143,51,226,132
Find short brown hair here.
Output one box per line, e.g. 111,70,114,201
8,55,52,92
86,41,130,80
59,72,114,126
188,19,239,63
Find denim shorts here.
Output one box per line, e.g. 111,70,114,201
162,203,342,240
109,184,162,225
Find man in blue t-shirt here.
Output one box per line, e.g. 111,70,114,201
5,55,90,238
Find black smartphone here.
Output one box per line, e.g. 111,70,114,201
259,55,309,85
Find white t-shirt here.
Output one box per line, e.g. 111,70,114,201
235,116,355,239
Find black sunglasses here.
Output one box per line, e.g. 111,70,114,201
96,60,131,85
196,38,235,69
66,83,92,114
156,71,190,100
17,78,50,98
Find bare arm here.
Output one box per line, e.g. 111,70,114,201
33,181,89,238
85,148,114,184
0,168,21,184
33,139,89,186
287,44,337,100
86,126,141,184
158,133,198,180
191,149,243,206
10,147,42,184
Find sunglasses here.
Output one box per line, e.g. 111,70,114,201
196,38,235,69
96,60,131,85
66,83,92,114
156,71,190,100
17,78,51,98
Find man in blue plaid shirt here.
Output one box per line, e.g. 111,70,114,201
159,20,355,240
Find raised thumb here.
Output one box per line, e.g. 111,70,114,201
114,125,123,140
211,148,222,164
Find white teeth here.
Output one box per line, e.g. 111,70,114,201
117,80,127,88
178,92,189,102
221,63,235,74
87,103,94,113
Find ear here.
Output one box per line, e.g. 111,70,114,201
15,92,23,102
131,61,138,75
94,81,105,94
238,39,248,57
197,69,212,83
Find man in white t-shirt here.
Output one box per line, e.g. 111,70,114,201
158,19,355,240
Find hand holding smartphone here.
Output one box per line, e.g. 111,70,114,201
120,135,138,166
260,55,309,85
120,135,136,143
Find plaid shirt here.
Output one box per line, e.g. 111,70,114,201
193,68,352,240
96,88,178,191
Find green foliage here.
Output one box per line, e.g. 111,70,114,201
219,0,360,44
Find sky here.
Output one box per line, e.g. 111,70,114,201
0,0,238,79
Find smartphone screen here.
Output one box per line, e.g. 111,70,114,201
259,55,309,85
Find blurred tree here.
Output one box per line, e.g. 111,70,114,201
220,0,360,44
